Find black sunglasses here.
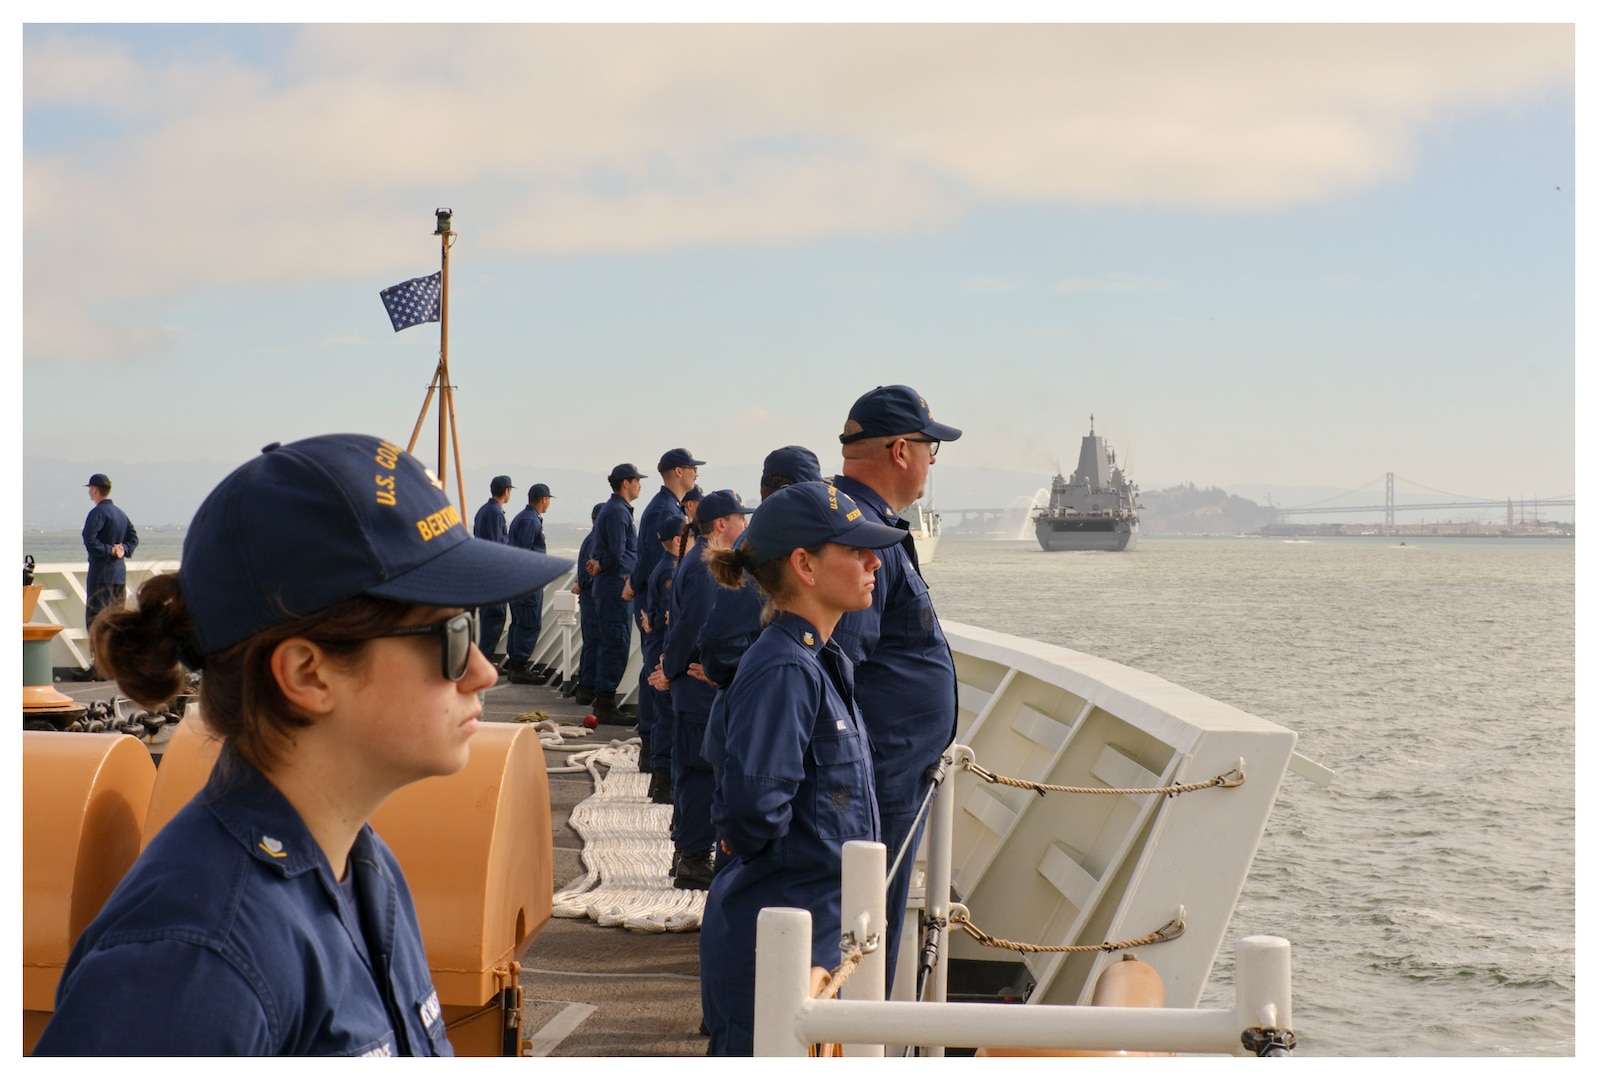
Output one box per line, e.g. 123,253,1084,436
359,611,480,682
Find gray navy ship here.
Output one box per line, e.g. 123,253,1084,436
1033,416,1141,551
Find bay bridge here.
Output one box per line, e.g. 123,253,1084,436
1269,473,1574,528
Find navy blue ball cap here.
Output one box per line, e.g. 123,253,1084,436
743,481,907,568
491,475,515,495
657,448,705,471
527,483,553,500
590,502,605,521
86,472,112,488
761,445,822,485
839,384,962,444
655,515,686,543
608,462,647,483
179,434,573,659
696,489,750,524
683,485,704,503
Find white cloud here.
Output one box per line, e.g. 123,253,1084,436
23,23,1572,362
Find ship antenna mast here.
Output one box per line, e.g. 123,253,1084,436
405,208,467,513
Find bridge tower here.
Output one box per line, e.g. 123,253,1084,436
1385,473,1395,530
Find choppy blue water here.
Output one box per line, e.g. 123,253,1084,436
924,534,1576,1057
25,529,1574,1055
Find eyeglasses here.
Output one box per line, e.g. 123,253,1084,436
356,611,480,682
889,437,940,460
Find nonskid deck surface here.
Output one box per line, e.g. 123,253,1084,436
51,674,709,1058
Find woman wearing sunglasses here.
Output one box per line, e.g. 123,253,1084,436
697,481,910,1056
35,434,572,1056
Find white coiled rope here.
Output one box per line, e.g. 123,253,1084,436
542,723,707,933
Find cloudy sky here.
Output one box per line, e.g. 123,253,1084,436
17,15,1578,524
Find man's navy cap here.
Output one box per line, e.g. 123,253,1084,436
179,434,572,660
744,481,907,568
655,516,686,543
591,503,604,522
761,445,822,485
696,489,750,524
609,463,647,483
491,475,515,495
839,384,962,444
658,448,705,471
86,473,112,489
528,483,553,500
683,485,704,503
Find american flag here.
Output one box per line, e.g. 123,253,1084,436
379,272,442,332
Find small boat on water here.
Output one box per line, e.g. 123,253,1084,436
1034,417,1141,552
903,498,941,564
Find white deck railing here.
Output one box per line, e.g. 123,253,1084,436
753,841,1294,1057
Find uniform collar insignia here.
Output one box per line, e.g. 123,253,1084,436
803,631,815,646
258,835,288,858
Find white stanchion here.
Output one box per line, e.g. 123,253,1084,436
1235,934,1293,1033
754,908,816,1057
838,841,887,1057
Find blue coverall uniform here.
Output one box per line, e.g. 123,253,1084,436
641,549,680,773
472,497,510,656
699,613,879,1056
574,530,600,691
35,748,452,1056
506,504,547,665
662,541,718,858
634,489,685,753
698,549,765,872
830,473,958,994
590,493,638,694
82,498,138,630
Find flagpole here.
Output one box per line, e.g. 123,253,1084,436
387,211,464,514
434,209,453,499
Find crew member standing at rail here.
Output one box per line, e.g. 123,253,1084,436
570,503,604,704
633,449,702,771
472,475,515,664
699,447,824,768
831,384,963,994
587,464,644,725
81,472,139,669
35,434,572,1055
640,517,686,800
663,489,749,891
698,480,908,1056
505,483,555,683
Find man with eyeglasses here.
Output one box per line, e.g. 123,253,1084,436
830,384,962,997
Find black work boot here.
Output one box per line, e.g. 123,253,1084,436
573,684,596,706
592,691,624,725
637,732,654,774
672,849,715,891
648,770,674,805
